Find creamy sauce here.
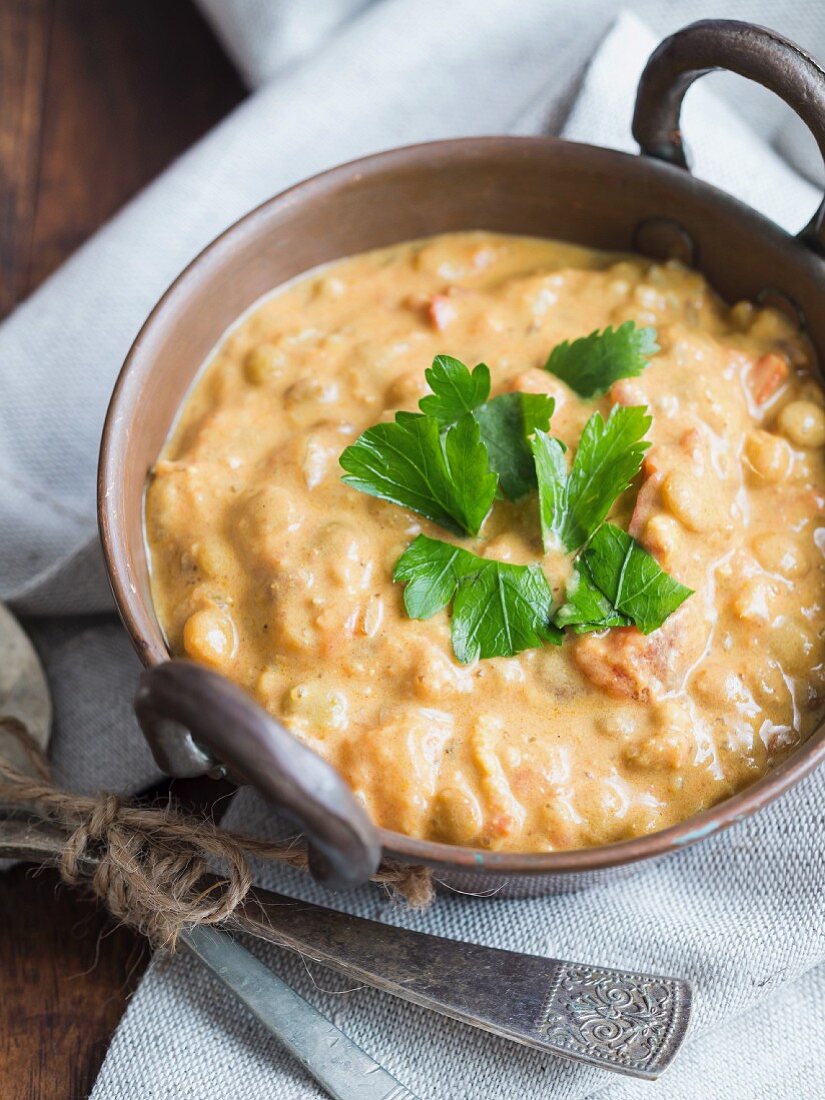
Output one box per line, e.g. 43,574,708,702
146,232,825,852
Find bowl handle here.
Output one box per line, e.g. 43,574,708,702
134,659,382,891
632,18,825,255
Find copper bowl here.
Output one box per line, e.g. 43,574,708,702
99,20,825,895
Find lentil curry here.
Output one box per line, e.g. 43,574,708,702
146,232,825,852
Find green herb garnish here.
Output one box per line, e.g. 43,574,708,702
393,534,561,662
418,354,491,425
544,322,659,398
340,410,496,537
340,328,691,664
417,355,555,500
475,392,556,500
554,523,693,634
532,406,651,552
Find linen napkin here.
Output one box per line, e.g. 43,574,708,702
83,9,824,1099
0,0,823,1095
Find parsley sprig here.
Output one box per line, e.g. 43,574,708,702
340,325,692,663
340,354,555,532
554,524,693,634
340,407,497,536
544,321,659,397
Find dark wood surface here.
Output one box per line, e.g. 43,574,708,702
0,3,245,1096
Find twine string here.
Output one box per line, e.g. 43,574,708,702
0,715,433,948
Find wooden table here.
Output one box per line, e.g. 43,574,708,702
0,4,245,1095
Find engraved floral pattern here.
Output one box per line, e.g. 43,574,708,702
541,965,685,1073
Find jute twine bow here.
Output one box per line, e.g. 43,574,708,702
0,715,432,949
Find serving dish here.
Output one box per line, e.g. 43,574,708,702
99,19,825,895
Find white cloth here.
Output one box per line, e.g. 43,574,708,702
1,0,824,1096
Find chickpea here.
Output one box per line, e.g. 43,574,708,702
729,300,755,330
283,682,349,732
625,731,691,770
256,666,284,705
752,533,811,579
595,710,639,739
183,608,237,667
661,469,714,531
276,613,320,656
236,485,305,569
385,369,429,408
540,800,580,849
429,786,483,845
641,514,681,565
777,400,825,448
749,308,791,342
244,343,286,385
285,376,339,407
194,537,235,580
769,618,818,676
744,430,792,482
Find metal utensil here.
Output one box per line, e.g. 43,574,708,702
0,813,692,1081
182,925,418,1099
0,602,51,774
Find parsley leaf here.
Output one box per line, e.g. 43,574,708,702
451,561,562,662
392,533,469,618
393,534,561,662
544,322,659,398
416,356,554,500
555,523,693,634
475,392,555,501
340,411,497,536
532,406,651,552
418,355,491,425
553,557,631,634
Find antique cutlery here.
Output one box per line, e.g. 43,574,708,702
1,812,692,1084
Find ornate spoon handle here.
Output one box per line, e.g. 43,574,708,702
0,814,692,1081
232,881,692,1080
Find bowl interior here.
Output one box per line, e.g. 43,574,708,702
99,135,825,872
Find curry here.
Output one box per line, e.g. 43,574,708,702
145,231,825,852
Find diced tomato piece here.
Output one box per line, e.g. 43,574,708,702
428,294,457,331
749,351,790,405
628,475,662,539
628,450,665,538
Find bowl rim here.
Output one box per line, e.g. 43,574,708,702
99,132,825,877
